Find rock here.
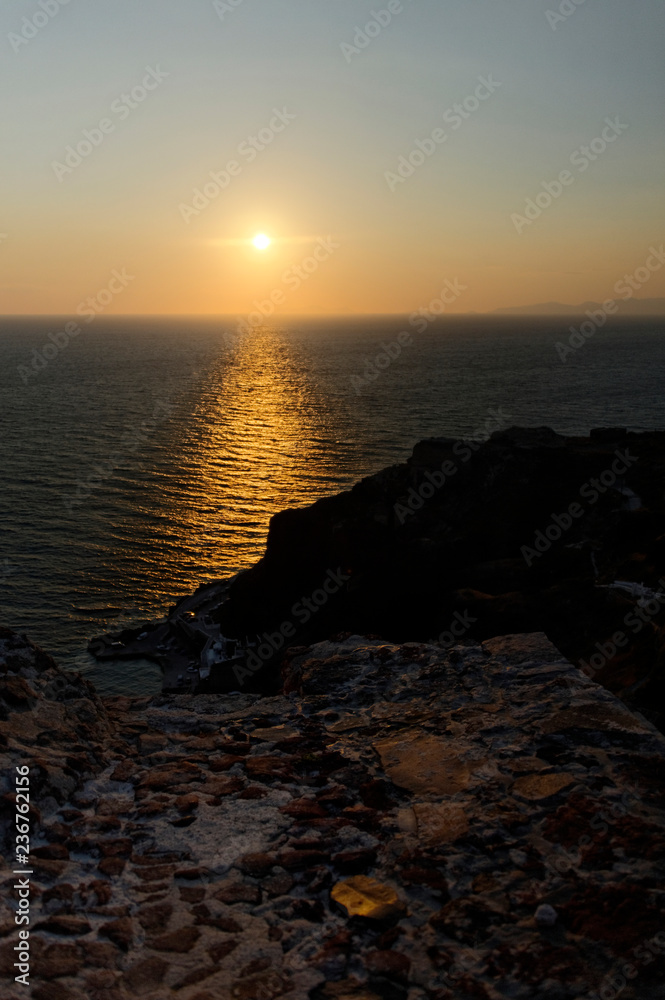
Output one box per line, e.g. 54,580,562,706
35,915,91,936
80,942,121,968
365,949,411,982
42,883,75,905
375,734,473,796
413,802,469,845
180,886,206,903
175,965,219,990
132,863,175,882
98,837,133,858
218,429,665,731
535,904,558,926
137,901,172,932
263,871,295,897
512,773,575,801
331,876,405,921
332,848,377,874
99,916,133,951
359,778,395,810
399,866,449,895
31,942,82,979
110,760,138,782
122,956,169,992
245,756,294,781
90,880,113,905
138,766,200,790
279,798,327,819
239,957,273,977
217,740,251,756
150,926,200,952
210,754,244,772
204,775,244,797
3,623,665,1000
33,843,69,860
208,939,240,962
98,857,125,877
237,785,269,799
196,915,242,932
279,848,329,870
31,985,82,1000
213,882,261,904
174,865,206,880
232,971,290,999
138,732,168,753
313,978,384,999
396,808,418,834
237,852,277,877
175,792,199,813
131,851,183,865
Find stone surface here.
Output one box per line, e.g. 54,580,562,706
412,801,470,845
331,876,405,921
374,734,473,796
1,629,665,999
512,772,576,801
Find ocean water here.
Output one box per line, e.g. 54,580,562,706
1,314,664,694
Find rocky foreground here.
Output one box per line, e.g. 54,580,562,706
2,626,665,999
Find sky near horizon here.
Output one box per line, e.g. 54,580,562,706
1,0,664,317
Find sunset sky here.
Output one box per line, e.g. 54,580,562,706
1,0,664,316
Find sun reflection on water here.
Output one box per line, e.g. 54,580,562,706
164,326,346,583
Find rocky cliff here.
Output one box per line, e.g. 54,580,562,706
2,627,665,999
216,428,665,731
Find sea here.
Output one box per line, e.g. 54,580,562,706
1,314,664,694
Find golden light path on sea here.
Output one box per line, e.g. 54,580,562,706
164,326,351,583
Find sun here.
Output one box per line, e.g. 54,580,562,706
252,233,271,251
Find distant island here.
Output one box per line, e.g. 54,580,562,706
492,297,665,316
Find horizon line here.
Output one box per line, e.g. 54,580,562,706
1,309,665,320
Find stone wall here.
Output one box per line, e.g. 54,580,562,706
1,629,665,999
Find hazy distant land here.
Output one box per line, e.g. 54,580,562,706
493,297,665,316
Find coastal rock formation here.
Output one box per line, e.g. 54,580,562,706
216,428,665,730
2,628,665,998
0,627,111,852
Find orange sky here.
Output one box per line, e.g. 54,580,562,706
1,0,664,316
